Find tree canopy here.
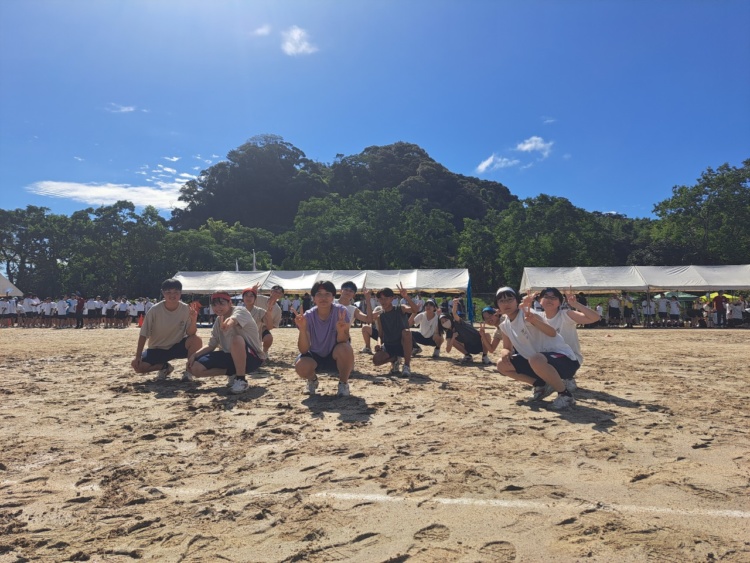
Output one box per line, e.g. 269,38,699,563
2,136,746,298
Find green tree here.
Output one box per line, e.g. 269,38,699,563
651,159,750,264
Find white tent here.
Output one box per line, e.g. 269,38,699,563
0,272,23,297
520,265,750,294
174,269,471,295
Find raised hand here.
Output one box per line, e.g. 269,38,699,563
294,313,307,331
336,308,349,332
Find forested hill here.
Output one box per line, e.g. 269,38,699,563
2,132,747,298
170,134,517,233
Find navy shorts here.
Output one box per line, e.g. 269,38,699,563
412,332,439,346
510,353,580,385
141,338,190,366
196,344,263,375
297,351,338,373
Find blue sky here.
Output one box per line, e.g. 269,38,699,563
1,0,748,220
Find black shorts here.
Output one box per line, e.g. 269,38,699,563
609,307,621,319
262,329,271,339
510,352,580,385
297,351,339,373
382,341,405,359
623,308,633,319
116,311,127,319
658,312,668,319
669,314,680,321
412,332,439,347
88,310,97,318
106,309,115,318
196,344,263,375
458,333,484,355
141,338,190,366
366,325,379,341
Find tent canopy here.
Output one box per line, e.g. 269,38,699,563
520,265,750,294
1,273,23,297
174,269,471,295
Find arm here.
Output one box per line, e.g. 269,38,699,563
353,287,373,323
336,308,350,343
564,291,601,325
295,314,311,354
186,305,198,336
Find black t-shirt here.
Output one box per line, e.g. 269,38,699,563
379,307,408,345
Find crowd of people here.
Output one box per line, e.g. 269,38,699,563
125,278,607,410
593,292,749,329
4,280,748,409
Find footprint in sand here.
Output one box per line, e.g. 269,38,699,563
479,540,517,561
413,523,450,542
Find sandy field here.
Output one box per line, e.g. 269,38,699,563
1,323,748,562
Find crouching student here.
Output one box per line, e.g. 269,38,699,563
371,285,415,377
442,297,492,364
294,280,354,397
494,287,579,410
186,292,265,394
408,298,444,358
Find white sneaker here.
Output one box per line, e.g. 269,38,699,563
460,354,472,364
305,378,319,395
181,371,194,382
482,354,492,365
230,378,249,394
550,393,576,409
360,346,372,354
226,375,236,388
432,348,440,359
156,363,174,380
402,364,412,377
389,358,401,375
337,382,350,397
565,378,578,392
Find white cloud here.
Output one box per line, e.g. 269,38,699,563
26,181,187,210
178,173,197,179
157,165,177,174
105,103,137,113
282,26,318,56
254,24,271,36
515,136,553,158
163,156,180,162
475,154,520,174
73,156,84,162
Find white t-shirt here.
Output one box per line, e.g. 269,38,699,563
534,310,583,364
413,311,439,338
669,300,681,315
500,312,577,361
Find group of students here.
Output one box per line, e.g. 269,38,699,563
0,294,156,329
133,278,603,410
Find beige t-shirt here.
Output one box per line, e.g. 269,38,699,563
208,307,264,359
248,294,282,333
139,301,191,350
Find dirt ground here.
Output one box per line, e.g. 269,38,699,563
0,323,748,562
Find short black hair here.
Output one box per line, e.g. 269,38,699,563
377,288,395,298
341,281,357,292
161,278,182,292
272,284,285,294
311,280,336,296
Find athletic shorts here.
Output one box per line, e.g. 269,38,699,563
609,308,621,319
116,311,127,319
88,310,97,318
106,310,115,318
669,314,680,321
195,344,262,375
412,332,439,347
262,329,271,339
381,341,406,360
623,308,633,319
141,338,190,366
658,312,667,319
458,333,484,355
297,351,339,373
510,352,580,385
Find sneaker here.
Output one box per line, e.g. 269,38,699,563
402,364,412,377
389,358,402,375
360,346,372,354
226,375,236,388
432,348,440,359
156,363,174,380
337,382,350,397
551,393,576,409
482,354,492,365
181,371,194,382
230,378,249,394
460,354,472,364
565,378,578,392
412,345,422,356
532,383,555,401
305,378,319,395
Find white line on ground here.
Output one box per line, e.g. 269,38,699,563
313,492,750,519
